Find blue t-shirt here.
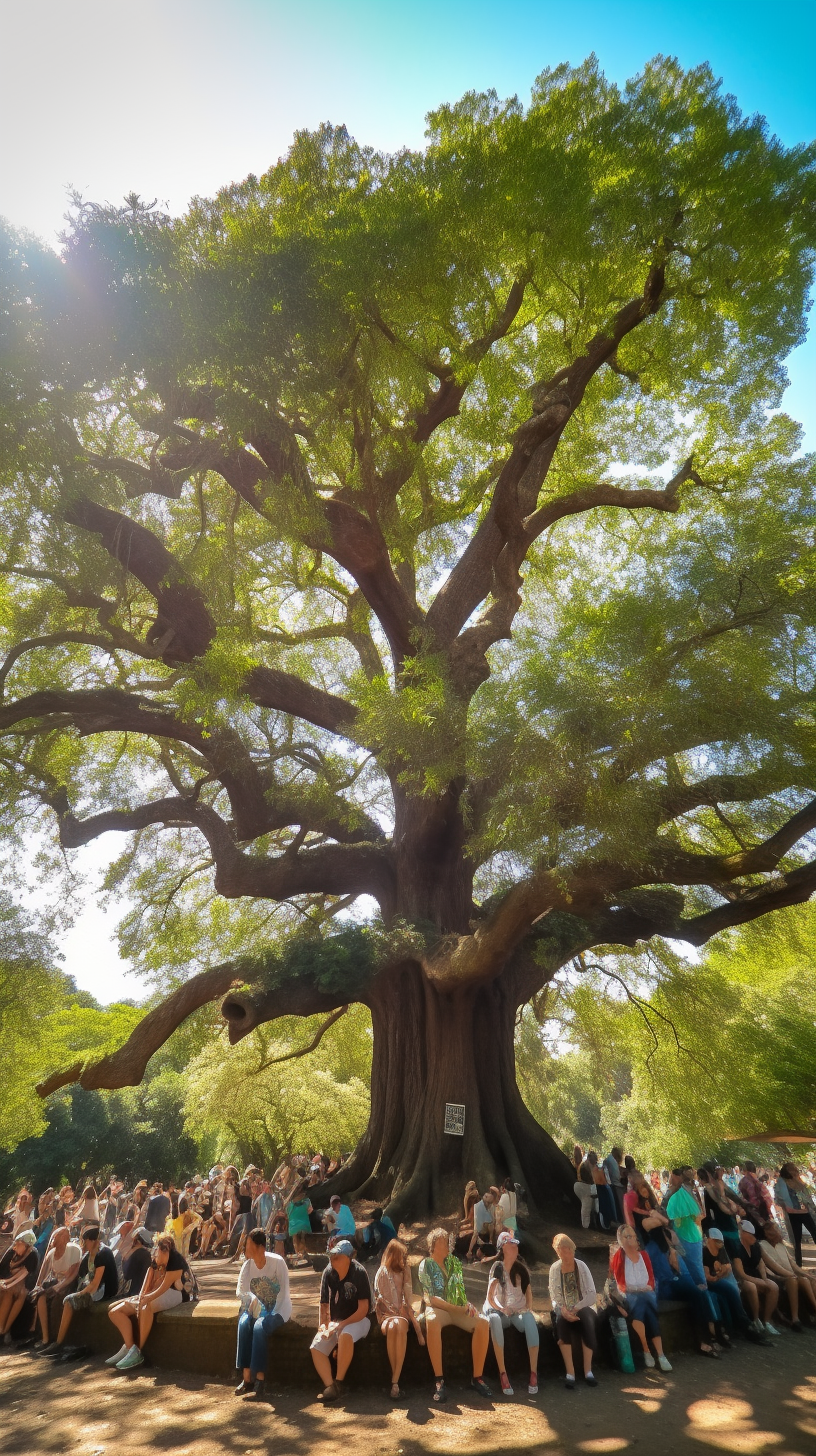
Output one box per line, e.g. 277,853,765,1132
332,1204,356,1236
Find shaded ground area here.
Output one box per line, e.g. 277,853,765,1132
1,1333,815,1456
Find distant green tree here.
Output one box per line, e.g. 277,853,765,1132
2,57,815,1219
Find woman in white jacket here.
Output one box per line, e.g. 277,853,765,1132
548,1233,599,1388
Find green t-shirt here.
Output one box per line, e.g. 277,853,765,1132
667,1186,703,1242
418,1253,468,1307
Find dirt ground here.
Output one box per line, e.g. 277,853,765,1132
2,1332,815,1456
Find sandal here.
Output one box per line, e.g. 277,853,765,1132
699,1344,720,1359
433,1378,447,1403
390,1382,401,1400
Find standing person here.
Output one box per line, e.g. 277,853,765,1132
731,1221,781,1339
0,1230,40,1342
309,1239,371,1404
740,1162,774,1229
774,1164,816,1267
548,1233,599,1388
234,1229,291,1400
286,1180,314,1266
228,1179,254,1262
374,1238,424,1399
106,1234,190,1370
31,1226,81,1345
624,1174,671,1246
53,1186,75,1230
611,1226,672,1371
587,1152,617,1229
574,1162,598,1230
706,1168,744,1265
143,1183,171,1236
360,1207,397,1263
572,1146,584,1176
251,1179,274,1233
484,1230,540,1396
666,1167,706,1287
603,1147,626,1226
420,1228,491,1403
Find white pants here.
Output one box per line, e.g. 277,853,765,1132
574,1181,597,1229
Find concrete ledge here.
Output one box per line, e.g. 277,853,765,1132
67,1296,697,1384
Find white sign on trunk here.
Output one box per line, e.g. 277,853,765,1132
444,1102,466,1136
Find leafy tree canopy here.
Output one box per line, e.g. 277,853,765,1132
1,54,816,1216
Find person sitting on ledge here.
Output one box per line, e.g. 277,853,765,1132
310,1238,371,1404
548,1233,599,1389
731,1220,781,1340
41,1226,118,1357
484,1230,540,1397
31,1226,81,1346
0,1229,40,1343
322,1194,356,1239
611,1225,672,1371
105,1233,189,1370
759,1220,816,1327
419,1226,491,1403
374,1237,425,1399
234,1228,292,1400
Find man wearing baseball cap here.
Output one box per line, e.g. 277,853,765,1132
731,1220,781,1339
322,1194,356,1239
0,1229,40,1343
701,1228,757,1342
310,1238,371,1402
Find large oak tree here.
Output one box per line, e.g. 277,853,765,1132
2,58,816,1221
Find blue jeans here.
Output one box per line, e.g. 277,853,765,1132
236,1309,285,1378
626,1289,661,1339
486,1308,540,1350
678,1236,706,1288
708,1274,747,1331
648,1243,717,1329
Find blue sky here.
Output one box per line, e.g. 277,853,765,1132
2,0,814,999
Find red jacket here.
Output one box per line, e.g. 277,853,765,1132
610,1246,655,1292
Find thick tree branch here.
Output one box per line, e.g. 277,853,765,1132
65,497,216,662
427,260,672,647
35,962,244,1096
245,665,360,737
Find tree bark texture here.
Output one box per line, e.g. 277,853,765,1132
322,959,575,1224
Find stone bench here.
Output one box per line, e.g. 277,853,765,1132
66,1295,696,1384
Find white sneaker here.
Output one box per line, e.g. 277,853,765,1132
643,1352,655,1368
658,1355,672,1372
116,1346,144,1370
105,1344,129,1366
764,1322,780,1336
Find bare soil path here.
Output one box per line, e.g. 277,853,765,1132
1,1328,815,1456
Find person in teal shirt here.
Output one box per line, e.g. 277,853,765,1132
325,1195,356,1238
667,1167,706,1287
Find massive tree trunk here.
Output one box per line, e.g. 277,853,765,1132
322,957,575,1226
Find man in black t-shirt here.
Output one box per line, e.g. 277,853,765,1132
144,1184,171,1233
731,1220,780,1339
121,1228,153,1296
309,1239,371,1402
43,1227,119,1355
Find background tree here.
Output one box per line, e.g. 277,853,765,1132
1,56,816,1222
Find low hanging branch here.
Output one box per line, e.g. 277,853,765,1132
253,1004,350,1073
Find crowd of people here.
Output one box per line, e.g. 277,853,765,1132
1,1146,815,1403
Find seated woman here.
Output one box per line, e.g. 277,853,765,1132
484,1230,539,1396
0,1230,40,1342
106,1234,190,1370
374,1237,425,1399
640,1213,723,1357
234,1229,291,1400
611,1225,672,1371
419,1227,491,1403
625,1173,670,1244
549,1233,599,1388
